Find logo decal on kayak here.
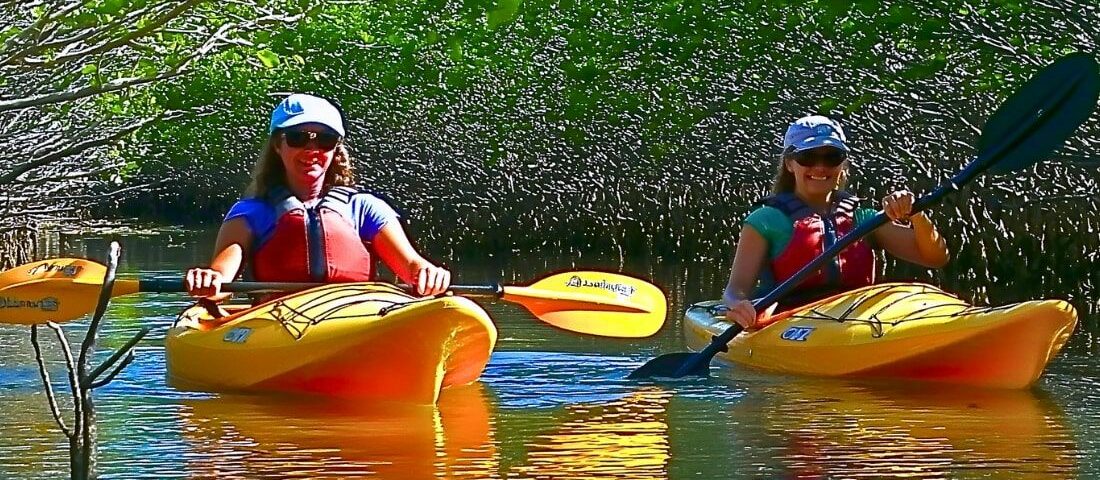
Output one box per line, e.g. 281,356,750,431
1,296,59,312
28,263,83,277
566,276,636,296
223,327,252,344
780,326,814,342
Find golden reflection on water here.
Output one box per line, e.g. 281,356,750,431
179,384,498,479
734,380,1078,479
0,391,71,478
178,385,674,479
507,388,672,479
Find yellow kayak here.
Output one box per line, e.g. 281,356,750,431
684,283,1077,389
166,283,497,404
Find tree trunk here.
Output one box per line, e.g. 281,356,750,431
0,226,36,270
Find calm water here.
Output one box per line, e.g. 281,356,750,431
1,232,1099,479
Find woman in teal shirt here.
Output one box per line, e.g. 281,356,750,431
723,115,950,329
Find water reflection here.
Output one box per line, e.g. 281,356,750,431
2,233,1096,478
0,388,70,478
730,379,1077,479
507,388,672,479
177,381,677,479
178,384,497,479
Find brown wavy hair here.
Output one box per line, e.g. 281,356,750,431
245,132,355,198
771,149,849,194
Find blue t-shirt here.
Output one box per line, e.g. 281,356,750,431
224,192,400,247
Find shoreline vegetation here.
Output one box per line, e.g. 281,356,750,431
2,1,1097,303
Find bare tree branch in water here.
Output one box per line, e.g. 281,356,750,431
25,243,149,480
0,0,312,252
30,324,73,438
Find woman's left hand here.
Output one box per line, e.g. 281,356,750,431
882,190,916,222
415,264,452,296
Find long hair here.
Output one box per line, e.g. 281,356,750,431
245,133,355,198
770,150,849,194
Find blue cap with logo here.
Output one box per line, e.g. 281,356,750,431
782,115,849,153
268,93,345,137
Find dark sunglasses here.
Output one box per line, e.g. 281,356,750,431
792,150,847,168
282,130,341,150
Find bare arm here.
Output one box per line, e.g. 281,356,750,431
184,217,251,299
209,218,251,279
723,225,768,305
872,190,950,268
372,222,451,296
872,213,950,268
723,225,768,329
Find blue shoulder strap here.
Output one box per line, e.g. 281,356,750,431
833,191,860,220
759,192,815,220
760,191,861,221
319,186,358,225
265,185,304,217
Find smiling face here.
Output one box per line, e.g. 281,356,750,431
274,124,340,189
784,146,848,199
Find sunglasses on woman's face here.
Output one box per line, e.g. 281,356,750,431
282,130,341,150
792,150,847,168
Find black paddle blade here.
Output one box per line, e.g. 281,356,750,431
627,352,710,379
980,53,1100,175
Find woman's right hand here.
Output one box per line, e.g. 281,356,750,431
185,268,224,298
414,263,451,296
724,299,758,330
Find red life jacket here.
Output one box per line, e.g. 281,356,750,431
763,191,875,299
251,186,374,283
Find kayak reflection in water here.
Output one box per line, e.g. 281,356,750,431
183,93,450,301
723,115,950,329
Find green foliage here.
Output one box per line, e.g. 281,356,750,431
104,0,1098,297
487,0,522,29
255,49,280,69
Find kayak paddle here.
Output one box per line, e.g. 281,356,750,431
453,270,666,338
629,52,1100,379
0,258,666,338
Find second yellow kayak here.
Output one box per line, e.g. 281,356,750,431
166,283,497,404
684,283,1077,389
